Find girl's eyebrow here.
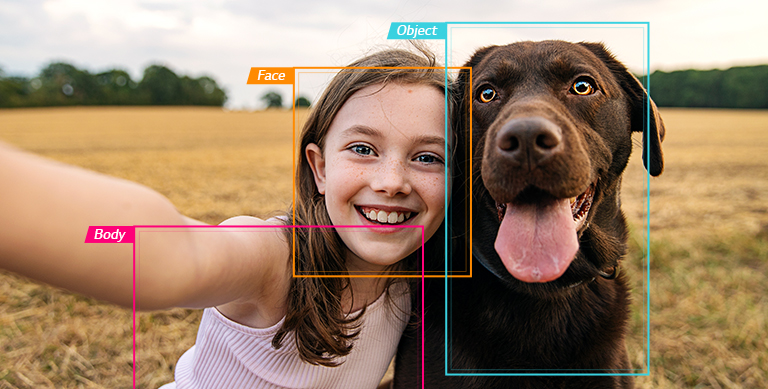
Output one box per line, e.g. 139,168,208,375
414,134,446,147
341,125,381,139
341,125,446,147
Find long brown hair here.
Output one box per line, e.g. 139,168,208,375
272,46,452,366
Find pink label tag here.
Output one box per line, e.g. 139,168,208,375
84,226,135,243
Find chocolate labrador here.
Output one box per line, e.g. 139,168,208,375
394,40,665,388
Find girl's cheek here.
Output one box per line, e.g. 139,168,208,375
416,173,447,202
330,158,366,178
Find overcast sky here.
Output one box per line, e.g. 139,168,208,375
1,0,766,109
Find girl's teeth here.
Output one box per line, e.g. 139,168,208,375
362,208,411,224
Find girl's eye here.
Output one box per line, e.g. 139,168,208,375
415,154,444,165
478,87,497,103
570,79,596,95
350,144,374,156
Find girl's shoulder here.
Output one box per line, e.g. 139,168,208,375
212,214,292,328
219,215,287,226
216,215,291,270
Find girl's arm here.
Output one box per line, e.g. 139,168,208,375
0,142,289,310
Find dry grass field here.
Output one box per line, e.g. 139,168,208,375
621,109,768,388
0,107,766,388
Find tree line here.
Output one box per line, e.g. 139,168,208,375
0,62,227,108
2,62,765,109
260,91,311,109
640,64,768,109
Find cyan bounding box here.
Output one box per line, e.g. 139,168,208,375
442,21,651,378
387,22,446,40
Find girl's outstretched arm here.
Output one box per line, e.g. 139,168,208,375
0,142,289,310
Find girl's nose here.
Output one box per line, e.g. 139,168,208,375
370,159,412,196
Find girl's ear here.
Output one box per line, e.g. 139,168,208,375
305,143,326,195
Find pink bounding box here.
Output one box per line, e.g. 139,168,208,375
130,224,427,389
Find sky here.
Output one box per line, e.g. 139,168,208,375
1,0,766,109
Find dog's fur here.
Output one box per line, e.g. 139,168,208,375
394,41,665,388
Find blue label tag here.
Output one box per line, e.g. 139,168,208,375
387,22,446,40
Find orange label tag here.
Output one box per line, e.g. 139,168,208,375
247,68,294,84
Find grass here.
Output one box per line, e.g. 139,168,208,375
1,107,767,388
620,108,768,388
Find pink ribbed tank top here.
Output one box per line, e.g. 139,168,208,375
173,282,410,389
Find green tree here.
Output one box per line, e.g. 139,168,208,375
94,69,135,105
35,62,102,106
721,65,768,109
139,65,182,105
0,75,29,108
261,91,283,109
179,75,227,106
295,96,311,108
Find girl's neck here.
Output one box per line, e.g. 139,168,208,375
344,276,387,312
343,249,391,312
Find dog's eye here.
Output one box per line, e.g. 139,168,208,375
479,87,497,103
571,80,595,95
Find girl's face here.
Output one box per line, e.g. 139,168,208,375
306,82,448,273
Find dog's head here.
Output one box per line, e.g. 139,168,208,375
455,40,665,295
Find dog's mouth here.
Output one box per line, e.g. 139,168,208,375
497,183,595,229
493,182,596,283
569,184,594,228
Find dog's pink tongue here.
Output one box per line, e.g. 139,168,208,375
494,198,578,283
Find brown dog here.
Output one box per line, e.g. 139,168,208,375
394,41,664,388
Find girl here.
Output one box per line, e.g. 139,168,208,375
0,47,452,388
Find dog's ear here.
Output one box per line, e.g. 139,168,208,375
456,45,498,100
454,45,499,152
446,46,501,261
629,74,665,176
456,45,501,95
578,42,665,176
454,46,499,169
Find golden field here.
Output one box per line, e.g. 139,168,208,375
0,107,766,388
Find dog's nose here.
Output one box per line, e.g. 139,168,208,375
496,117,563,168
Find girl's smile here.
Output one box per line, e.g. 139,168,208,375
306,82,448,272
